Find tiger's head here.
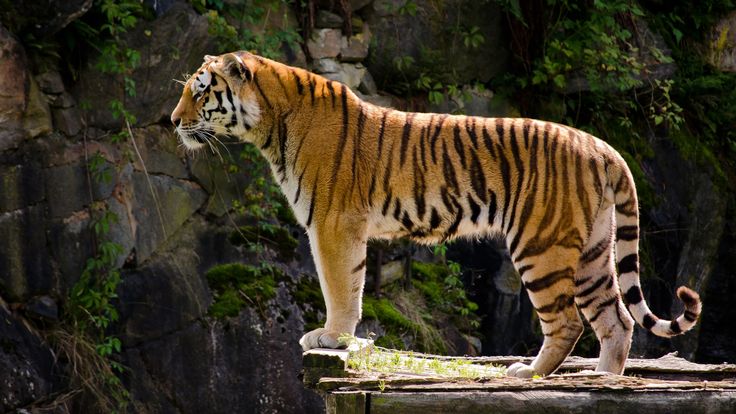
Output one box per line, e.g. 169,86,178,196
171,52,263,151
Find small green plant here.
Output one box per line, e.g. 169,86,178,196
340,334,505,379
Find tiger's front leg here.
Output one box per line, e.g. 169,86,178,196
299,215,368,350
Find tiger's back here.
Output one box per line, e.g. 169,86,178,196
171,52,701,377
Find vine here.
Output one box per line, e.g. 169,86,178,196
50,0,149,411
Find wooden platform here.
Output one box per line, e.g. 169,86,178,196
302,348,736,413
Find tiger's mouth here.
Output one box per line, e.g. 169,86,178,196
176,124,216,152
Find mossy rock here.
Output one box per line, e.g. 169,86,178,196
293,274,326,331
205,263,283,319
229,223,299,262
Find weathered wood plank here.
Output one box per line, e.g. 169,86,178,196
369,390,736,414
325,392,366,414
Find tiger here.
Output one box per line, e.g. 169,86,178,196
170,52,702,377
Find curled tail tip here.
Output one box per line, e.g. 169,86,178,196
677,285,702,315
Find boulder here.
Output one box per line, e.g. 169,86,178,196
307,29,342,59
311,58,342,74
73,2,216,128
323,63,366,91
315,10,344,28
340,23,371,62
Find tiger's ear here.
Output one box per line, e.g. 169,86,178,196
222,53,253,82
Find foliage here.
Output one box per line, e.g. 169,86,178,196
193,0,302,58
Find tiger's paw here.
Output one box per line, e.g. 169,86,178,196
507,362,537,378
299,328,343,351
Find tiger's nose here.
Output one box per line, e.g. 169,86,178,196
171,114,181,127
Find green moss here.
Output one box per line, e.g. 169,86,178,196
362,297,416,332
205,263,282,319
229,223,299,261
209,289,246,318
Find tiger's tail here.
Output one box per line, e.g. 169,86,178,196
610,161,702,337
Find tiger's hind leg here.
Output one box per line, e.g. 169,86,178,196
507,247,584,378
575,205,634,374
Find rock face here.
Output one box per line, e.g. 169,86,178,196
0,305,60,413
703,11,736,72
73,2,217,128
366,0,509,89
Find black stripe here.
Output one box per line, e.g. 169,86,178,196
468,194,480,224
376,110,389,156
308,74,316,105
466,118,479,148
670,320,682,334
381,192,392,216
580,235,612,264
481,124,496,158
393,199,402,221
430,115,448,164
618,253,639,274
400,113,414,167
575,275,592,287
517,264,534,276
623,286,643,305
684,310,698,322
326,81,336,107
487,190,497,225
352,258,367,273
469,150,487,204
261,125,274,150
524,267,573,292
352,103,366,200
306,169,320,227
401,212,414,231
446,206,464,236
495,118,505,148
413,148,426,221
254,76,273,109
505,123,524,234
578,274,610,298
537,294,574,314
453,124,467,169
442,141,460,194
327,85,350,208
642,314,658,330
429,207,441,230
294,168,305,204
278,116,288,176
292,69,304,95
589,296,617,323
616,225,638,241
